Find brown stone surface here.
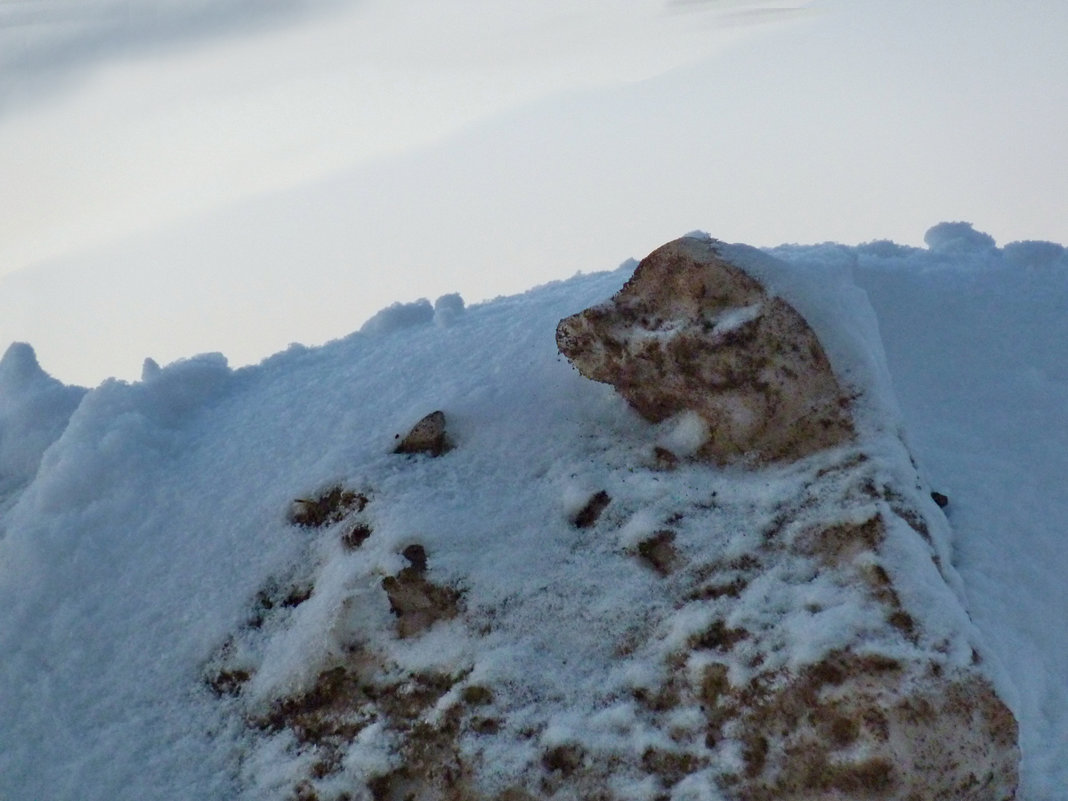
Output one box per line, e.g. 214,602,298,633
382,566,460,639
395,410,451,456
720,653,1020,801
557,236,854,464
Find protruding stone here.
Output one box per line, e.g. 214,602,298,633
402,543,428,572
288,486,368,528
394,410,451,456
381,568,460,639
571,490,610,528
652,446,679,470
636,530,679,576
557,237,854,464
726,653,1019,801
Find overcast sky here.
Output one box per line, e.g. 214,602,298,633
2,0,1066,386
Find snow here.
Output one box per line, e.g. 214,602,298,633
853,240,1068,799
359,293,466,335
711,304,763,335
769,228,1068,798
923,220,998,255
657,412,710,459
433,293,466,328
0,223,1065,799
358,298,434,335
0,342,85,509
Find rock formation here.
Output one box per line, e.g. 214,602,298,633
205,236,1019,801
557,236,854,465
555,236,1020,800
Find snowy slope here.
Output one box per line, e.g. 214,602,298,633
0,343,85,511
770,225,1068,799
0,268,636,799
0,225,1064,799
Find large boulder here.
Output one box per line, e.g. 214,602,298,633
557,236,854,465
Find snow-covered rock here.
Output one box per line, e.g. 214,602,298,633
393,410,452,457
556,236,854,465
0,229,1041,801
195,239,1016,801
550,239,1021,800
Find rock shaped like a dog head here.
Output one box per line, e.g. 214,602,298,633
557,236,854,464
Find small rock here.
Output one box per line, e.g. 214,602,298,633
341,522,373,550
289,486,368,527
402,543,428,572
381,570,460,638
653,446,679,470
470,717,501,735
931,491,950,508
541,744,585,776
206,668,251,697
572,491,611,529
461,685,494,706
394,410,451,456
637,530,679,576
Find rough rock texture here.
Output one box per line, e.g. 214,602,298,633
557,236,854,465
394,410,451,456
724,653,1019,801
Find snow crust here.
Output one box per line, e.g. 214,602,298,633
0,223,1064,799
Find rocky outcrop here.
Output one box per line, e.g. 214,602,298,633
554,237,1020,800
206,236,1018,801
557,236,854,465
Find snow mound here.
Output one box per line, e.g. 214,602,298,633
359,298,434,335
923,221,997,254
0,342,85,508
0,223,1063,799
433,293,465,328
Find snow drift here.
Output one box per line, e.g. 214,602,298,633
0,224,1062,800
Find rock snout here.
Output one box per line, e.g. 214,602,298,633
556,236,854,464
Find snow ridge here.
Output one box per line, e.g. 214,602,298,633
0,225,1064,799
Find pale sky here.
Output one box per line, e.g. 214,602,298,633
2,0,1066,385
